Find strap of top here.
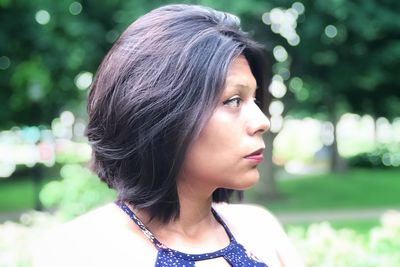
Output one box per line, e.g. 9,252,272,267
116,201,235,250
211,207,234,241
116,201,165,250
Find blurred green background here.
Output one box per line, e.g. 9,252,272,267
1,0,399,266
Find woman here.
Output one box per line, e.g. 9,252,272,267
34,4,303,267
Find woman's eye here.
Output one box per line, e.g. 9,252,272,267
223,96,242,108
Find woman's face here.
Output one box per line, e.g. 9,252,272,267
179,55,270,193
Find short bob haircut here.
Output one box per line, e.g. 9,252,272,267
86,4,269,223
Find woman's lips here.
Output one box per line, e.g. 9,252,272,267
244,154,264,163
244,148,264,163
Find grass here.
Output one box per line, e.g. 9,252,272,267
0,179,36,211
0,177,51,212
1,168,400,215
254,168,400,213
244,168,400,239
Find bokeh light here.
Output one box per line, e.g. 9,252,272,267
60,111,75,127
262,6,302,46
325,25,338,38
0,56,10,70
273,45,289,62
35,10,50,25
75,71,93,90
269,100,285,116
292,2,305,15
270,115,284,133
69,2,82,15
269,78,287,98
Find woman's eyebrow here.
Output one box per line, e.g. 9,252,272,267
232,83,258,94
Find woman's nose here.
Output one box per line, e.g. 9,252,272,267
246,102,270,136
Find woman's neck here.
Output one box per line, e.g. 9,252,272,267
134,182,221,248
172,183,215,238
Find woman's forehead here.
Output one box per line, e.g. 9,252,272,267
225,56,257,89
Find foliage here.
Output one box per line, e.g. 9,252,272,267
346,144,400,168
259,0,400,172
1,0,149,128
262,0,400,119
39,163,115,220
0,211,59,267
288,211,400,267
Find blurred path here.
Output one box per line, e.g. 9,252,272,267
276,207,400,224
0,210,29,223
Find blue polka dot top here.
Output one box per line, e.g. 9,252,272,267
117,202,269,266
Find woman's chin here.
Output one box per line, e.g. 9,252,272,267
231,170,261,190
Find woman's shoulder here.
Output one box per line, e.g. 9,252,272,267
213,202,282,234
213,202,304,267
32,203,156,267
213,202,274,218
38,203,128,244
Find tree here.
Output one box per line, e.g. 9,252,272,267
1,0,162,128
261,0,400,172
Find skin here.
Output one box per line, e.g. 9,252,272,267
179,55,270,193
33,56,304,267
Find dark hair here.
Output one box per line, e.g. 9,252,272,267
86,4,268,223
